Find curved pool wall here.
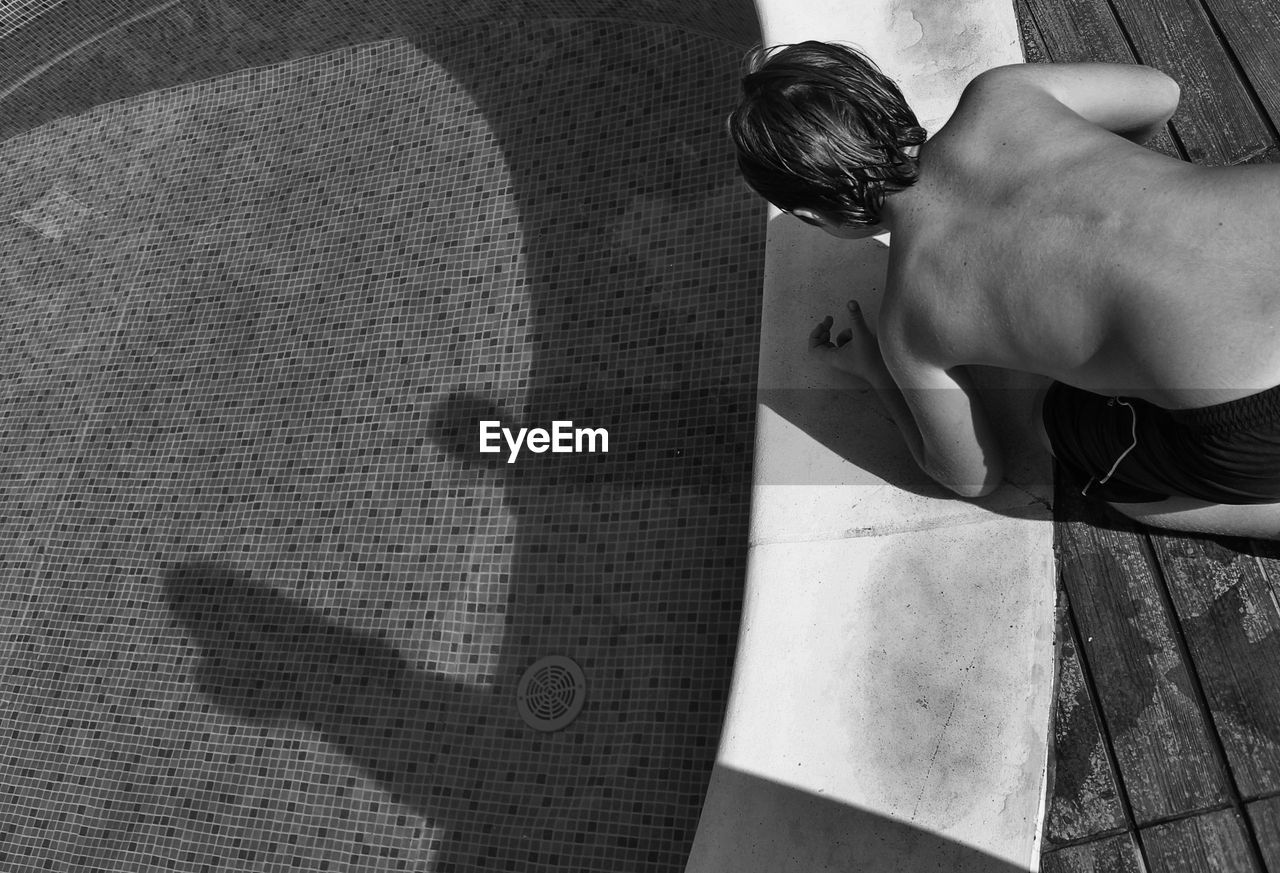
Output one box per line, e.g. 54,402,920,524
687,1,1058,871
0,2,765,871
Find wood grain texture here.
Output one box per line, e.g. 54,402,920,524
1196,0,1280,137
1045,594,1128,846
1055,490,1228,823
1247,796,1280,871
1018,0,1138,63
1105,0,1274,165
1142,807,1262,872
1012,0,1049,65
1149,533,1280,799
1041,833,1145,873
1017,0,1180,157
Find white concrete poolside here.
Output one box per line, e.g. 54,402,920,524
687,1,1058,869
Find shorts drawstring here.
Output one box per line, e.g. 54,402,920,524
1082,398,1138,497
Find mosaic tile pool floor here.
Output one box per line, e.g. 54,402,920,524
0,13,765,871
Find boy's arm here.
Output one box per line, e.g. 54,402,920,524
968,62,1180,145
812,303,1003,498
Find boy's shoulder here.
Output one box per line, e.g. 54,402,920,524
938,66,1081,145
911,73,1050,177
922,65,1128,191
947,61,1182,149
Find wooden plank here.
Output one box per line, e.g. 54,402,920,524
1196,0,1280,137
1247,796,1280,871
1055,485,1229,823
1148,533,1280,799
1012,0,1049,65
1141,808,1262,872
1106,0,1275,165
1041,833,1145,873
1018,0,1139,63
1017,0,1180,157
1044,592,1128,847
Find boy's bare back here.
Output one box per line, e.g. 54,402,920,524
732,47,1280,530
889,64,1280,409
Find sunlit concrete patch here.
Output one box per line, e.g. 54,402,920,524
690,521,1056,871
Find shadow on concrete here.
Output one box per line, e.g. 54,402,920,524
688,764,1031,872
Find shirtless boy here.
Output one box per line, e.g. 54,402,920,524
729,41,1280,539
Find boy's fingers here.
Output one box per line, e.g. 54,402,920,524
809,315,835,347
835,328,853,347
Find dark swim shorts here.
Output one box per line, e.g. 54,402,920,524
1041,381,1280,504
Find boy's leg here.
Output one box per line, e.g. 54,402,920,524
1107,497,1280,540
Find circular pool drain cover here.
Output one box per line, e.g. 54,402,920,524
517,655,586,732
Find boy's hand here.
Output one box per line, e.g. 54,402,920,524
809,300,883,385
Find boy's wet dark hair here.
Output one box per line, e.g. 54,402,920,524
728,41,927,227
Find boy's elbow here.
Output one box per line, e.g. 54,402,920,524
1164,84,1181,124
1152,69,1181,120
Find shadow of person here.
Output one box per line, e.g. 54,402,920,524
160,561,606,867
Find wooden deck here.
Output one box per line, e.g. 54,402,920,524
1014,2,1280,868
